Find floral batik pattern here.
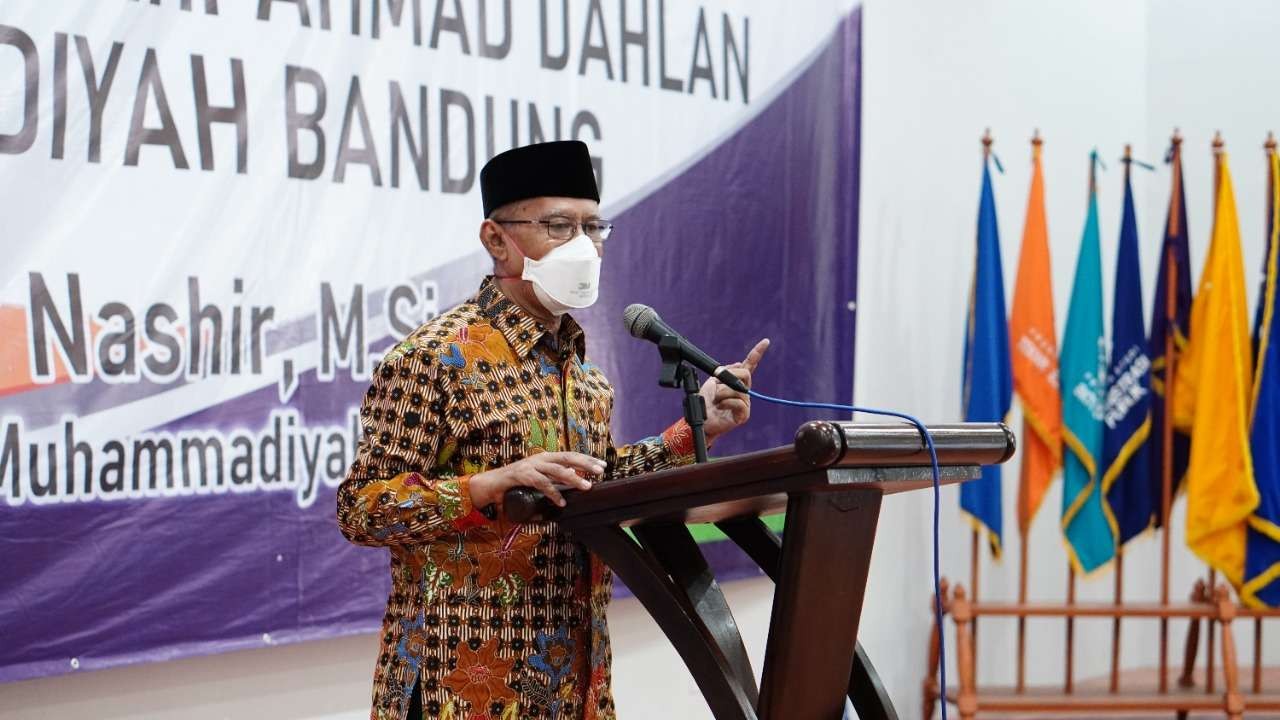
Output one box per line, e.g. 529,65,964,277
525,625,578,720
338,276,695,720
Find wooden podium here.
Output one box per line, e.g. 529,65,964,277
504,420,1015,720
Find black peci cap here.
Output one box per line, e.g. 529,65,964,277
479,140,600,217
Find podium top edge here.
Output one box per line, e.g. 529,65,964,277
501,422,1016,525
793,421,1016,468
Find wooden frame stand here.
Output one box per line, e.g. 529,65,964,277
920,130,1280,720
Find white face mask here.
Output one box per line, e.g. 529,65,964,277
520,233,602,315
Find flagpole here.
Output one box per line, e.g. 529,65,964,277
1205,131,1225,696
1109,143,1135,695
1066,151,1100,697
969,126,994,684
1158,128,1183,694
1015,128,1041,696
1066,565,1076,693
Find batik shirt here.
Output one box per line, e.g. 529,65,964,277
338,277,694,720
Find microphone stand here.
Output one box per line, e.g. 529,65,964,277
657,335,710,464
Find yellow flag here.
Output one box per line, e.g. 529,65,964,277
1010,140,1062,535
1182,153,1260,585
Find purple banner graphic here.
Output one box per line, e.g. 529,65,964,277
0,9,861,683
576,12,862,456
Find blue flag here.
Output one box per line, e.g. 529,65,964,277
1061,153,1116,574
1103,161,1154,546
1148,141,1193,525
1243,150,1280,608
962,158,1013,556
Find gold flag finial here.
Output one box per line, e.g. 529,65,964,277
1265,131,1276,152
982,128,993,156
1211,132,1225,193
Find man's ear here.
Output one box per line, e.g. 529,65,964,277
479,219,508,263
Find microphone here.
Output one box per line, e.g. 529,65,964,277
623,304,750,393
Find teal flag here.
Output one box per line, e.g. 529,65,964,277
961,157,1013,556
1102,161,1153,546
1060,153,1116,574
1244,151,1280,607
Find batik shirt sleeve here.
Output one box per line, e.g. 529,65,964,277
604,418,698,481
337,347,488,547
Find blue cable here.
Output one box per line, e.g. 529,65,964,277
748,389,949,720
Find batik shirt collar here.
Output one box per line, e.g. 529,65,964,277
473,276,587,361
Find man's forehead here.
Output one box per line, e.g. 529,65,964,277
522,196,600,216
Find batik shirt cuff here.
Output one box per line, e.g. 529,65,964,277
446,475,491,531
661,419,697,461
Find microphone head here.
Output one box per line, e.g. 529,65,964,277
623,303,659,339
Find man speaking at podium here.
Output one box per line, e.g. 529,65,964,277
338,140,770,720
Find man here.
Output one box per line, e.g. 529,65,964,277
338,140,768,720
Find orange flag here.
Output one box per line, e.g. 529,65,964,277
1010,137,1063,536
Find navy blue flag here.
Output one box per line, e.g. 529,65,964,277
1243,150,1280,607
1148,142,1193,524
1103,160,1153,545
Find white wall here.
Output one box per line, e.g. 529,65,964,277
1145,0,1280,305
858,0,1148,703
6,2,1280,719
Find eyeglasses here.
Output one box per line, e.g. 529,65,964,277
494,216,614,242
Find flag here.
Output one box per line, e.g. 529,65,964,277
961,155,1013,556
1243,149,1280,607
1102,159,1154,546
1060,153,1115,575
1148,139,1193,525
1180,152,1259,585
1010,139,1061,536
1255,151,1277,364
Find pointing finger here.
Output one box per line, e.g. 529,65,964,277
742,338,770,371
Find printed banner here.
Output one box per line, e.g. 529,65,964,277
0,0,861,682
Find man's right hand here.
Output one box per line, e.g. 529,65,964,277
469,452,605,509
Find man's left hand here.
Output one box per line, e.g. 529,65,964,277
701,338,770,445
